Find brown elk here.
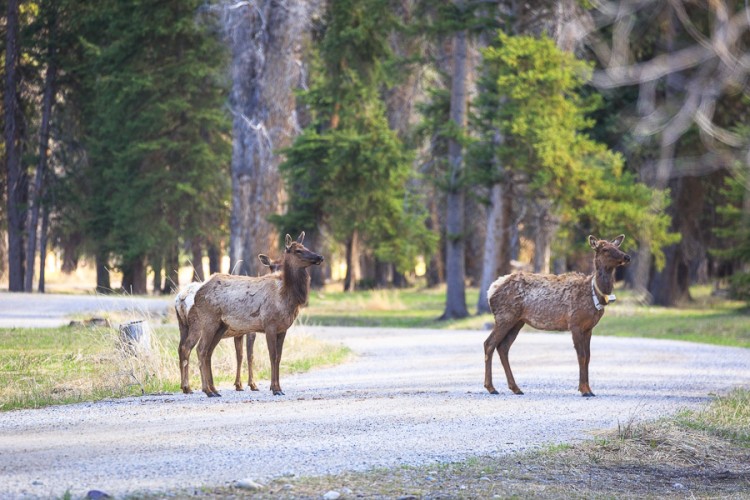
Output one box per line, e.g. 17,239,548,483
178,232,323,397
174,254,282,392
484,235,631,397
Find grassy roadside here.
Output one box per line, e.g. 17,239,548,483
151,388,750,499
0,322,351,411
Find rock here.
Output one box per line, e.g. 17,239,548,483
673,483,685,490
323,490,341,500
85,491,112,499
236,479,264,491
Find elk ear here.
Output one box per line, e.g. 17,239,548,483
611,234,625,247
285,234,292,248
297,231,305,244
588,235,599,249
258,254,272,267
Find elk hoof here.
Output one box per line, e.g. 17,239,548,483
234,385,244,392
207,391,222,398
249,385,260,392
487,388,499,395
272,390,285,396
582,392,596,398
512,389,524,395
181,387,193,394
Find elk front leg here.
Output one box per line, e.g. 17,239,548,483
233,335,244,391
246,333,259,391
265,331,285,395
572,329,595,397
484,323,508,394
196,322,224,398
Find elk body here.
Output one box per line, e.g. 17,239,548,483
174,254,281,392
484,235,631,397
178,232,323,397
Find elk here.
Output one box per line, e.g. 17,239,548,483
174,254,282,392
484,235,631,397
177,232,323,397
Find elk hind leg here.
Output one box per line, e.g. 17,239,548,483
484,317,516,395
246,333,258,391
497,321,524,395
178,316,196,394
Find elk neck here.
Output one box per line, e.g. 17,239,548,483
592,261,616,297
281,263,311,307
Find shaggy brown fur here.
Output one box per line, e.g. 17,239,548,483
484,235,631,397
178,232,323,397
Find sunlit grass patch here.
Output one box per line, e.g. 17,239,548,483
0,323,350,411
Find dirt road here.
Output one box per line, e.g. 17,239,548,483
1,322,748,499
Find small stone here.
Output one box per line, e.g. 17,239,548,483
236,479,264,491
480,476,491,481
673,483,685,490
323,491,341,500
341,487,353,495
31,481,43,486
86,491,112,500
397,496,417,500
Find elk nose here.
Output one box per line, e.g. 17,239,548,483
624,254,631,263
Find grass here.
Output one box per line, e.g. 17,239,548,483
302,284,750,347
150,388,750,499
0,320,351,412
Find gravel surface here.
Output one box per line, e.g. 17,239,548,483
1,324,748,499
0,292,171,328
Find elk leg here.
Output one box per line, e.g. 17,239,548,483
572,329,595,397
177,316,195,394
246,333,258,391
233,335,244,391
497,321,524,395
206,323,228,396
484,321,511,394
265,332,284,396
196,320,222,397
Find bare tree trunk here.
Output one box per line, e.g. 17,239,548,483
152,256,163,294
477,183,507,313
441,17,469,320
226,1,321,277
4,0,25,292
164,243,179,293
24,8,57,293
532,200,555,274
122,256,148,295
303,228,325,289
425,188,444,287
37,204,50,293
191,239,204,281
343,231,359,292
95,251,111,294
207,241,221,275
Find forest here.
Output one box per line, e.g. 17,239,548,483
1,0,749,317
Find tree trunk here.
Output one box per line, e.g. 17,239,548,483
532,200,556,274
441,18,469,320
4,0,25,292
164,243,179,293
343,231,359,292
191,238,204,281
207,241,221,275
95,251,111,294
477,183,507,314
375,260,391,288
152,257,163,295
37,204,50,293
425,187,444,287
226,1,322,277
122,256,148,295
24,8,57,293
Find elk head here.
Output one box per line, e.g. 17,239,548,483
284,232,324,267
589,235,631,270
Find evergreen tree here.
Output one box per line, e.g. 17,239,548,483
64,0,230,293
276,0,435,291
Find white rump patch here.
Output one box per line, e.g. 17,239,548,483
487,275,510,303
175,281,204,321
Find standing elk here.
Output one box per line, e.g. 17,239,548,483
178,232,323,397
174,254,281,392
484,235,631,397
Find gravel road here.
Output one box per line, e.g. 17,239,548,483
1,322,748,499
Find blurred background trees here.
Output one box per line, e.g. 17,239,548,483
2,0,748,310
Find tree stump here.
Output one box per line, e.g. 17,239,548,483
118,320,152,355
